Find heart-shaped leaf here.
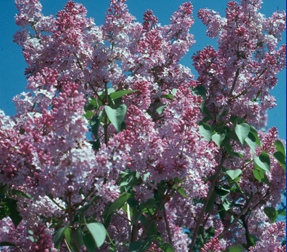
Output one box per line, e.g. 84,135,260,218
235,123,250,145
105,105,127,132
86,222,107,248
199,123,212,141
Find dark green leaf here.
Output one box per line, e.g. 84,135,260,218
147,221,158,236
245,131,257,153
201,105,212,118
205,191,217,213
129,241,143,252
83,110,94,119
264,207,278,223
223,245,243,252
11,189,31,199
254,152,270,172
88,139,101,151
127,198,138,209
199,123,212,141
110,90,138,100
53,226,67,249
215,185,230,202
223,142,233,158
105,105,127,132
192,85,206,101
253,165,270,186
0,242,17,247
250,126,261,146
90,115,101,138
274,140,286,156
230,115,245,125
131,210,142,225
4,199,22,228
106,193,131,217
161,243,175,252
273,151,286,171
235,123,250,145
83,232,96,252
226,169,242,180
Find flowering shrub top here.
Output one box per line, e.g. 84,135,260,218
0,0,286,251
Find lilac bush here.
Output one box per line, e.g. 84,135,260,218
0,0,286,251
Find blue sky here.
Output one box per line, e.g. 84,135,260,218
0,0,286,139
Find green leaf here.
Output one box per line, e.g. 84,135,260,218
110,90,138,100
192,85,206,101
248,234,259,247
253,165,270,186
53,226,67,249
274,140,286,156
230,115,246,125
83,232,96,252
161,94,174,100
199,123,212,141
212,131,226,146
65,228,80,251
86,222,106,248
161,243,175,252
0,242,17,247
201,105,212,118
147,221,158,236
223,142,233,158
254,152,270,172
105,104,127,132
264,207,278,223
4,199,22,228
88,139,101,151
131,210,142,225
279,210,286,216
223,245,243,252
222,199,235,211
90,115,101,138
83,110,94,119
245,131,257,153
273,151,286,171
250,126,261,146
235,123,250,145
205,191,217,213
178,188,187,198
156,105,166,115
226,169,242,180
106,193,131,217
11,189,31,199
129,241,143,252
215,185,230,202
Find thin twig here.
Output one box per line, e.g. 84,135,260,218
64,239,72,252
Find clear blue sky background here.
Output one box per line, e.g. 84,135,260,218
0,0,286,139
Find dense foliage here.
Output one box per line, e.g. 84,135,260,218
0,0,286,251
